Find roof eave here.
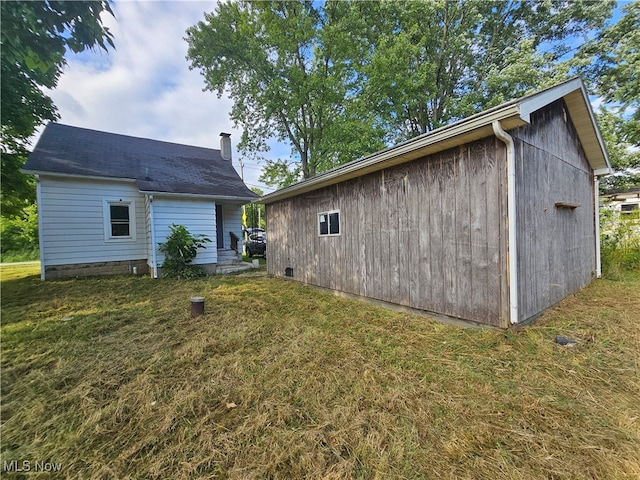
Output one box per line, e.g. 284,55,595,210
260,104,523,204
519,77,611,173
260,79,612,205
141,190,257,202
22,170,257,202
22,169,136,183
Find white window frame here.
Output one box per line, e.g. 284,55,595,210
318,210,340,236
103,199,137,242
620,203,638,214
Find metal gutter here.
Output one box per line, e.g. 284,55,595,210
259,78,612,205
492,120,519,325
594,177,602,278
139,190,256,202
21,170,138,183
22,171,256,202
148,195,159,279
35,175,46,281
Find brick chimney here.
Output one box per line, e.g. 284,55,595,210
220,132,231,161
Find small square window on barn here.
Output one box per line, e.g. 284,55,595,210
318,210,340,236
103,199,136,241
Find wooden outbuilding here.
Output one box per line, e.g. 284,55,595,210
259,78,611,328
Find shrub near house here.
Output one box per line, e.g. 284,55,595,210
158,224,211,278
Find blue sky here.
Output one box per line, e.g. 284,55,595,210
42,1,631,194
44,0,280,194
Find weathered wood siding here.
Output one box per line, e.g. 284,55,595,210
511,99,596,322
267,137,509,327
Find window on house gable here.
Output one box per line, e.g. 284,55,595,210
318,210,340,236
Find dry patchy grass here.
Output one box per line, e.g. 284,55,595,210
1,265,639,479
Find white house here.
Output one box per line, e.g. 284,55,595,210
23,123,257,279
601,187,640,215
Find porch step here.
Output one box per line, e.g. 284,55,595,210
217,249,241,266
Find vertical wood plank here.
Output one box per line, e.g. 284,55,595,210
486,138,507,327
409,159,424,308
455,145,473,320
469,141,489,323
382,170,395,303
429,153,444,313
442,150,458,317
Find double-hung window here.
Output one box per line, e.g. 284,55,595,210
103,199,136,241
318,210,340,236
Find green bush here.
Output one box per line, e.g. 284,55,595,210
1,204,39,261
600,205,640,275
158,224,211,279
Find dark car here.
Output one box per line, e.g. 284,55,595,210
246,233,266,258
245,227,265,236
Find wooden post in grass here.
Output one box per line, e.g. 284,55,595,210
190,297,205,317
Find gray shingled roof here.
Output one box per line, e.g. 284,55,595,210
24,123,258,200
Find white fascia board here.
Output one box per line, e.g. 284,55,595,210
141,190,256,203
517,77,584,122
260,104,522,204
519,77,611,172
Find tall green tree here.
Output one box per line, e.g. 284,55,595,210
352,0,614,141
587,1,639,145
1,0,114,217
186,0,614,188
576,1,639,192
596,108,640,193
185,0,386,188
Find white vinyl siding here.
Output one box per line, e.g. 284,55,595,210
221,202,244,251
153,197,217,266
38,177,246,272
38,176,147,266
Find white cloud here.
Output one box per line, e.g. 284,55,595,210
43,0,277,193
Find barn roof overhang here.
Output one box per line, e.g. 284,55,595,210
259,77,611,205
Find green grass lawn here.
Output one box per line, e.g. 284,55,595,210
1,264,639,479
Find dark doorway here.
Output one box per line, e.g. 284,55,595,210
216,204,224,249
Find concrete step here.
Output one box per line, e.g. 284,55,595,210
217,249,241,266
216,262,254,274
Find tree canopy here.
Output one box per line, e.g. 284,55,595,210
186,1,386,186
186,0,620,189
575,1,639,192
1,0,114,217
